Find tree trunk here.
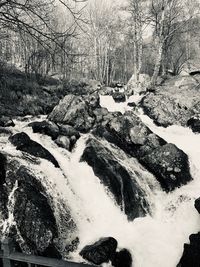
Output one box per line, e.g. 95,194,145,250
150,41,164,87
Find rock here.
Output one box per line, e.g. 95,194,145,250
94,111,192,191
127,102,137,108
28,120,59,140
194,197,200,213
81,137,149,220
187,116,200,133
9,132,59,167
55,135,70,150
111,249,132,267
58,124,80,139
140,143,192,192
94,111,166,157
14,182,58,253
142,76,200,127
80,237,117,265
3,158,78,256
177,232,200,267
48,94,99,132
0,116,15,127
112,92,126,103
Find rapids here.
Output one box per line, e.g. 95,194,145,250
0,95,200,267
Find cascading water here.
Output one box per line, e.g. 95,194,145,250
1,95,200,266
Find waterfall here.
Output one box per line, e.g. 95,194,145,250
1,98,200,266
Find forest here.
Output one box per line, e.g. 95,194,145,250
0,0,200,87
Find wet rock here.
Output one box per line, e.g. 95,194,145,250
48,94,99,132
111,249,132,267
58,124,80,139
55,135,71,150
187,116,200,133
194,197,200,213
94,111,192,191
28,120,59,140
140,143,192,192
80,237,117,265
0,116,15,127
177,232,200,267
81,137,149,220
14,182,58,253
9,132,59,167
112,92,126,103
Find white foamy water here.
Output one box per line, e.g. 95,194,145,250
1,102,200,267
99,94,143,114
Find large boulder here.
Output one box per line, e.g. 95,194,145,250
112,92,126,103
2,158,78,256
81,137,149,220
80,237,117,265
142,76,200,127
28,120,59,140
177,233,200,267
140,143,192,192
14,181,58,253
48,94,100,133
94,111,192,191
9,132,59,167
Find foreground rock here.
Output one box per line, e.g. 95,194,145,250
142,76,200,127
0,155,78,256
80,237,117,265
48,94,100,132
81,137,149,220
177,232,200,267
9,132,59,167
94,111,192,191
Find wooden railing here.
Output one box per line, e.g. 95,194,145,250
0,238,95,267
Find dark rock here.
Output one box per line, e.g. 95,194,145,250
194,197,200,213
111,249,132,267
55,135,71,150
28,120,59,140
80,237,117,265
48,94,99,132
127,102,137,107
94,111,192,191
177,232,200,267
112,92,126,103
140,143,192,192
81,138,149,220
58,124,80,139
14,181,57,253
0,116,15,127
9,132,59,167
187,117,200,133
